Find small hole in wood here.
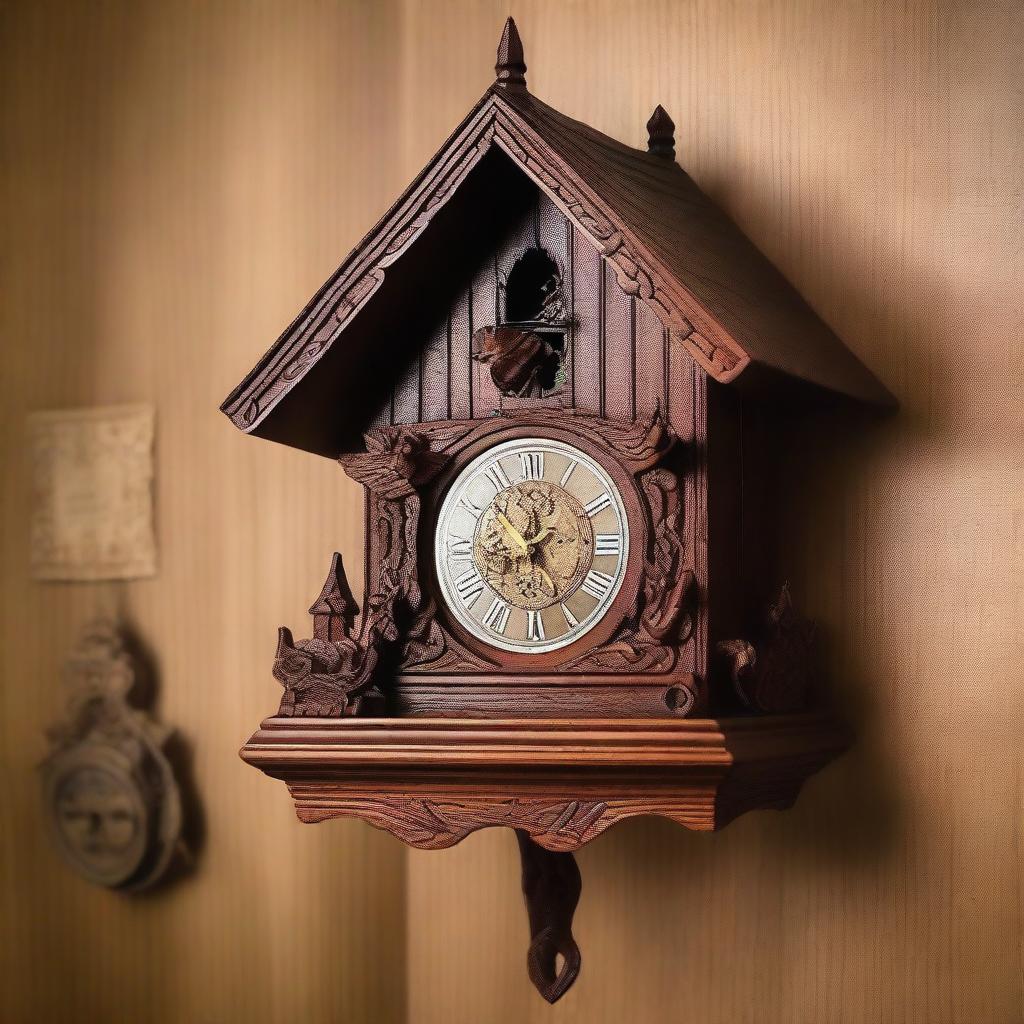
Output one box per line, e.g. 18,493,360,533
505,247,561,322
665,685,692,713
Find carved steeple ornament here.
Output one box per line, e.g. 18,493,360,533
40,620,186,892
646,104,676,159
495,17,527,89
225,18,890,1002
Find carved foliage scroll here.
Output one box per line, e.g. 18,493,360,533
557,447,697,704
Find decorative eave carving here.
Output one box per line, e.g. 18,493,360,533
220,91,753,443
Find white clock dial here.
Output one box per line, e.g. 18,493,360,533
434,437,629,654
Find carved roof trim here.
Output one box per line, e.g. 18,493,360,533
222,82,893,444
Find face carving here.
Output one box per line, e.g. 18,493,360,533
53,764,147,886
435,438,628,654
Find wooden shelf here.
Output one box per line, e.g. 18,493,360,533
240,713,849,852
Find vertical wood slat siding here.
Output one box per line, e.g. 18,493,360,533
448,290,472,420
570,221,603,413
419,315,449,422
602,263,635,421
635,301,667,420
537,193,572,393
469,251,499,418
380,192,658,425
392,346,421,424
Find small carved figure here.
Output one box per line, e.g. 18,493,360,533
472,325,560,397
273,554,400,717
717,584,817,713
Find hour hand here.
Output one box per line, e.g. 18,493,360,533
496,511,529,554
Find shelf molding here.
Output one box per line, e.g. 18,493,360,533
240,713,849,852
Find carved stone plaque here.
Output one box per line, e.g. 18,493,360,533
28,404,156,580
40,620,184,891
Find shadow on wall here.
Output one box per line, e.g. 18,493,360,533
119,614,206,894
572,395,908,1001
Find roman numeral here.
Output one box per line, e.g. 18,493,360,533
454,566,484,606
447,537,472,561
459,494,482,517
584,492,612,517
526,610,545,641
559,460,577,487
484,461,511,492
482,598,511,634
561,603,579,629
595,534,621,556
519,451,544,481
581,569,615,600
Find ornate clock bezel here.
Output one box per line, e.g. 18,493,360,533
328,405,702,718
425,420,647,671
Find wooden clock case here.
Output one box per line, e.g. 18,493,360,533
224,20,893,1002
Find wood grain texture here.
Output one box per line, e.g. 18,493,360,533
0,3,408,1023
239,713,850,848
2,2,1022,1023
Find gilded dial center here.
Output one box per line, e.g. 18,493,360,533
435,436,629,654
474,481,593,611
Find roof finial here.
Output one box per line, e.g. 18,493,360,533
647,105,675,159
495,17,527,89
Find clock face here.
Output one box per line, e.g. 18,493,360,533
434,437,629,654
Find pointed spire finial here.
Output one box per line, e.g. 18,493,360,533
495,17,527,89
646,105,675,159
309,552,357,641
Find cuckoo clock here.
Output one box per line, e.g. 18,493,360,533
224,19,893,1002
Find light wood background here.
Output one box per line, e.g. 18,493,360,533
1,2,1020,1023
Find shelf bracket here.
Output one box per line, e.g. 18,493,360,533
515,829,582,1002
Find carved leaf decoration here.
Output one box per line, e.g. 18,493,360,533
500,403,673,473
321,797,612,852
640,469,693,642
340,424,476,499
559,640,677,674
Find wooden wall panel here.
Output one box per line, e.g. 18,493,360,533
2,2,1022,1024
0,3,408,1023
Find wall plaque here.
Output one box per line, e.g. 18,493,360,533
28,403,156,580
40,619,184,892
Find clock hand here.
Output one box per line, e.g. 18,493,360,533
535,565,555,593
522,526,552,546
496,511,529,555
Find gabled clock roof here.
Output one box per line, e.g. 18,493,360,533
222,18,893,456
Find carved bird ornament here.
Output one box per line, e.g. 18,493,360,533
472,326,559,397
